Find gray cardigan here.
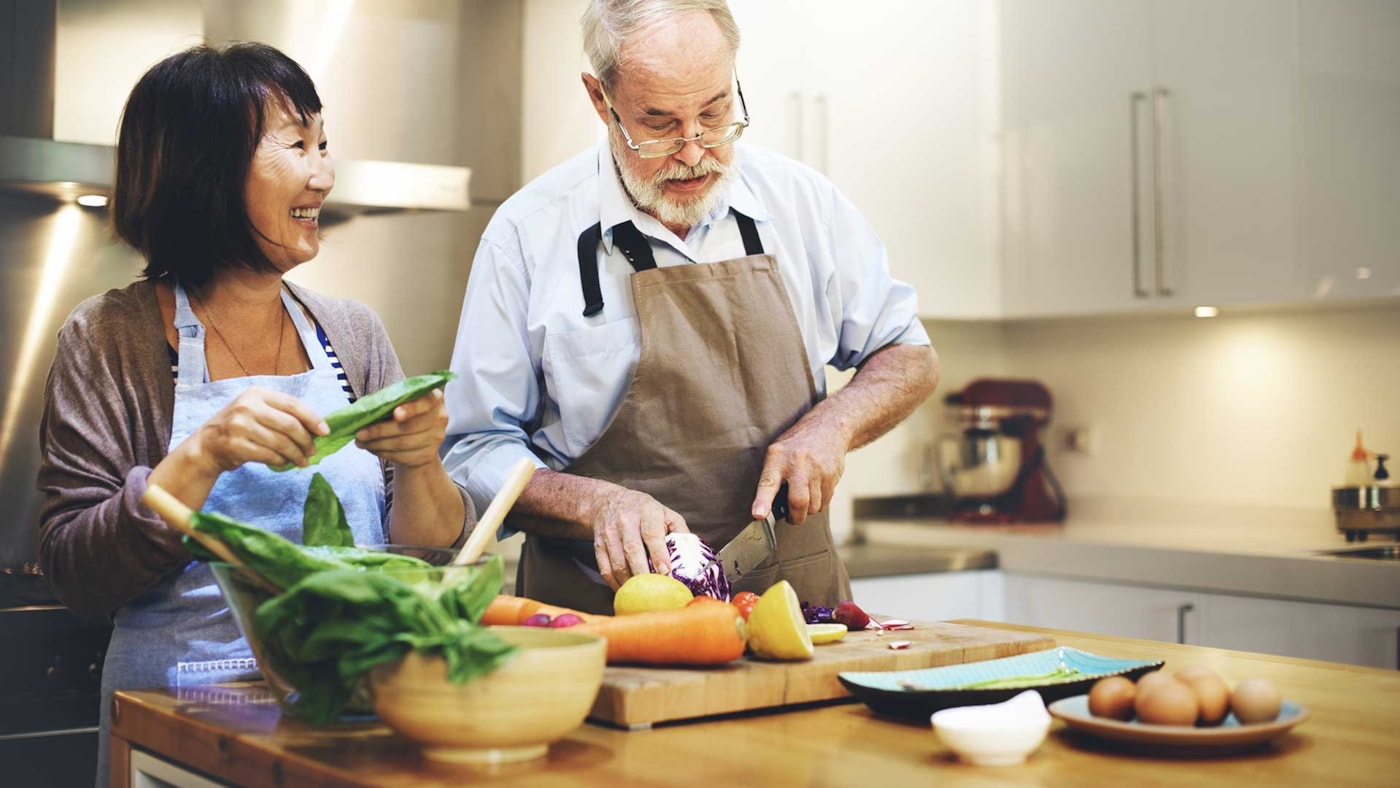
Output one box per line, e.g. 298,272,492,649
37,279,473,618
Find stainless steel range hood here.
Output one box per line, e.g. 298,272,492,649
0,0,471,217
0,134,473,220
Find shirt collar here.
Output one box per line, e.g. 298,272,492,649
594,142,771,254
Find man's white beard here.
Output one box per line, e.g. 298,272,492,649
611,131,736,230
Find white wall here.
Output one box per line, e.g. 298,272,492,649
833,302,1400,540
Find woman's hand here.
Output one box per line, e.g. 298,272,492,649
354,388,449,469
186,386,329,474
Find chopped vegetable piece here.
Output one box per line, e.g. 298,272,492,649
801,601,834,625
887,641,912,650
832,600,872,630
550,613,585,628
522,613,553,627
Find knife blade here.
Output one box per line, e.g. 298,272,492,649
708,484,788,582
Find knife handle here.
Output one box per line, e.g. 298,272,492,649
772,483,790,521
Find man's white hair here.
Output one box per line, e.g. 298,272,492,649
581,0,741,89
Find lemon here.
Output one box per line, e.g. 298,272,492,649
807,623,848,645
613,573,693,615
746,580,814,660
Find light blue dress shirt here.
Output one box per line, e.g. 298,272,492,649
442,141,930,517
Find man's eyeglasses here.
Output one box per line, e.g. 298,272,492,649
602,76,750,159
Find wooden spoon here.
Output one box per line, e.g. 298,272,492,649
451,457,537,566
141,483,244,566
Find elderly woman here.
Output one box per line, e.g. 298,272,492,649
35,42,472,782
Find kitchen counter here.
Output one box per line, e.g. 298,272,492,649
110,623,1400,786
854,497,1400,610
493,536,997,592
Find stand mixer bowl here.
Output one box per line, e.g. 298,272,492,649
937,431,1023,499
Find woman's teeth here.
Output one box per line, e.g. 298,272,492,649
291,207,320,221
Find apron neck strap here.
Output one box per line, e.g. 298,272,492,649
576,210,765,318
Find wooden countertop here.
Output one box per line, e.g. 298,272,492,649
110,622,1400,787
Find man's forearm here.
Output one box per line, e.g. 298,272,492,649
815,343,941,452
504,468,615,539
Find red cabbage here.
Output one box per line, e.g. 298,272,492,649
665,533,731,601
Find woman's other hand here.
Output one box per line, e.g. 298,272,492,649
354,387,449,469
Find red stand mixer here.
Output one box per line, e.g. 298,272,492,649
935,379,1067,524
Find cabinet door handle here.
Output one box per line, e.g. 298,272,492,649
1176,602,1194,645
1153,87,1172,296
790,92,805,163
1130,92,1150,298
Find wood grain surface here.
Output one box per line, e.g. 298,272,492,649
591,619,1055,727
109,621,1400,787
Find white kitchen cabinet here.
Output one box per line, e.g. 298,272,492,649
1002,573,1400,670
1001,573,1201,644
1296,0,1400,301
1000,0,1303,317
684,1,1006,318
851,571,1002,624
1198,594,1400,672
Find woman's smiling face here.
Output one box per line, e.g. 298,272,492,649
244,96,334,270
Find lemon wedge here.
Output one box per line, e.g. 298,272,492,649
746,580,814,660
807,623,848,644
613,573,693,615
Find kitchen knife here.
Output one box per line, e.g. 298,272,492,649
709,485,789,581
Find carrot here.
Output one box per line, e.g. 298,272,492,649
574,602,747,665
481,595,603,626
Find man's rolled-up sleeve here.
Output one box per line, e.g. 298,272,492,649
441,235,548,535
823,188,931,372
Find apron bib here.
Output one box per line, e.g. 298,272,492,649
520,212,852,614
97,283,386,783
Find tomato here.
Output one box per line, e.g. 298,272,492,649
731,591,760,620
687,595,722,607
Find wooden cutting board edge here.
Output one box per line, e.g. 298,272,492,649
587,621,1058,728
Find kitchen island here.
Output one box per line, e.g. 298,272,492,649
110,622,1399,787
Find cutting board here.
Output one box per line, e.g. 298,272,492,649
588,620,1055,729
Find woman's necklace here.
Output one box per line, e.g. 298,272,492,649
193,290,287,377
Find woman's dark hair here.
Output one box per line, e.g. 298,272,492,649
112,42,322,286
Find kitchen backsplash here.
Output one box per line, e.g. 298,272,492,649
829,302,1400,541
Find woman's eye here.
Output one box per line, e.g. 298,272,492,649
318,141,328,151
291,140,306,150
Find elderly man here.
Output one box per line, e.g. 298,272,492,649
443,0,939,614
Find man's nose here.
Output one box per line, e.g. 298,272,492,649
672,137,706,168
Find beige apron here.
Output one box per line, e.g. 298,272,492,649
518,212,852,614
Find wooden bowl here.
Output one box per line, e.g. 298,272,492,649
370,626,607,764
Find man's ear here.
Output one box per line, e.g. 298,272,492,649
581,73,610,125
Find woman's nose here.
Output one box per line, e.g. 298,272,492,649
310,151,335,192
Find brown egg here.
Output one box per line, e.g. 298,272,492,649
1174,665,1216,683
1135,670,1178,695
1231,677,1283,724
1088,676,1137,721
1185,674,1231,726
1134,678,1200,726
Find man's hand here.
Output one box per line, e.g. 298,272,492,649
591,490,689,590
750,418,850,525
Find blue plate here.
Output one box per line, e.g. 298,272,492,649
838,647,1164,721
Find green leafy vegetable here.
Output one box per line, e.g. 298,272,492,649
271,370,457,471
302,473,354,547
182,510,431,592
253,556,516,724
